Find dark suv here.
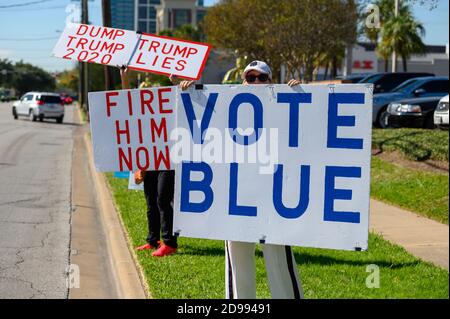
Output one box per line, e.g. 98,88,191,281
359,72,435,94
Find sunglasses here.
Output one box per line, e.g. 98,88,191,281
245,74,269,83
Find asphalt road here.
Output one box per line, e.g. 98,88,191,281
0,101,75,298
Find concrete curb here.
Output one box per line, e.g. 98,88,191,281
83,130,147,299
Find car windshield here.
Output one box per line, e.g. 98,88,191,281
391,79,421,93
39,95,62,104
358,74,383,83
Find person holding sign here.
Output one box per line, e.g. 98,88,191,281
178,61,303,299
119,67,178,257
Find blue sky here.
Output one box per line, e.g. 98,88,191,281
0,0,448,72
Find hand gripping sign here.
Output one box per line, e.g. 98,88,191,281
173,84,373,251
53,23,211,80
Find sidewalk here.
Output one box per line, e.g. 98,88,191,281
370,199,449,270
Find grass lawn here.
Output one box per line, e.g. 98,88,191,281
372,128,449,162
106,173,449,299
371,156,449,224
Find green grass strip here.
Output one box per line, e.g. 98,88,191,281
106,173,448,299
372,128,449,162
371,156,449,224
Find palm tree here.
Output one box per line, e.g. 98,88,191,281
380,13,426,72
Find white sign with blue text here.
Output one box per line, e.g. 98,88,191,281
173,84,373,251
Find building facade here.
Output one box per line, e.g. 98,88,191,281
110,0,206,34
110,0,135,31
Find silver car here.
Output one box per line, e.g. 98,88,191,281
12,92,65,123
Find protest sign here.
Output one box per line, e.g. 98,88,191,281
88,87,176,172
128,33,211,80
53,24,211,80
128,172,144,191
173,84,373,250
53,23,140,67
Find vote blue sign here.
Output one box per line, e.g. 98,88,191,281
173,84,373,251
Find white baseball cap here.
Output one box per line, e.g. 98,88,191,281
242,60,272,80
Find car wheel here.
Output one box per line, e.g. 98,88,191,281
29,110,37,122
56,116,63,124
377,108,391,129
39,115,44,122
12,107,18,120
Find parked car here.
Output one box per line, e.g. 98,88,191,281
359,72,435,94
12,92,65,123
60,93,73,105
434,95,449,129
387,96,441,129
372,76,449,128
336,74,371,83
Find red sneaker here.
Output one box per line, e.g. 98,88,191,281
151,243,177,257
136,241,160,251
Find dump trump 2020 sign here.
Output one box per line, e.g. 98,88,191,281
173,84,373,251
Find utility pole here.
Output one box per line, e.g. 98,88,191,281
79,0,89,115
391,0,399,73
102,0,115,91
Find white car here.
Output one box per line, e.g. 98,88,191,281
12,92,65,123
434,95,449,129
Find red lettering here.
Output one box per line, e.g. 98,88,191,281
137,119,143,144
101,28,115,39
115,120,130,144
173,45,188,58
136,147,150,170
66,35,76,47
363,60,373,69
118,147,132,171
106,91,119,117
76,38,88,49
149,40,161,53
140,90,155,115
153,145,171,170
138,38,148,50
152,55,159,67
76,24,88,36
114,30,125,40
158,88,173,114
186,47,198,58
127,90,133,116
161,56,174,70
135,52,146,65
150,118,168,143
113,43,124,53
175,60,186,71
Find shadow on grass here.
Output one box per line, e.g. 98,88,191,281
373,130,433,161
178,243,420,270
293,251,421,269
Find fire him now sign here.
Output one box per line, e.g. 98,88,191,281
53,23,212,80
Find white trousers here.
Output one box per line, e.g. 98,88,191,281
225,240,303,299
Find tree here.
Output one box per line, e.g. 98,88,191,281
0,59,14,88
380,13,426,71
159,24,204,42
203,0,358,83
12,61,55,95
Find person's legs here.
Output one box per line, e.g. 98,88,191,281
225,240,257,299
261,244,303,299
143,171,161,247
157,170,177,248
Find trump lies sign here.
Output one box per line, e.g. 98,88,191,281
173,84,373,251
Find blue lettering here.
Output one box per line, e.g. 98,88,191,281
273,164,310,219
228,93,263,145
229,163,257,216
277,93,312,147
324,166,361,223
180,161,214,213
327,93,364,149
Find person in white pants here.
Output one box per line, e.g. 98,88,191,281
178,60,303,299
